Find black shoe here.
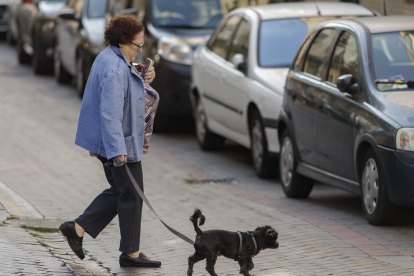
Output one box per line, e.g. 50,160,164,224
119,252,161,267
59,221,85,260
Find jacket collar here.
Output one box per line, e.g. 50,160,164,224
109,45,141,79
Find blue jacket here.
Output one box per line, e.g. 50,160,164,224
75,45,145,162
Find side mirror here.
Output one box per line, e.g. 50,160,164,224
59,8,76,20
120,8,138,15
337,74,358,95
232,53,248,75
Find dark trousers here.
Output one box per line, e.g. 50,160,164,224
75,156,144,253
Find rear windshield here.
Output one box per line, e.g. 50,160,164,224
259,16,356,68
151,0,223,29
88,0,107,18
371,32,414,91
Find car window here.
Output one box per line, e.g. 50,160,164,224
88,0,107,18
328,32,359,85
371,31,414,91
208,15,241,60
227,19,250,62
303,28,336,79
293,34,314,72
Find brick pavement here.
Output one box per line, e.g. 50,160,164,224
1,40,414,275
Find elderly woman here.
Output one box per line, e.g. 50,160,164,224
59,14,161,268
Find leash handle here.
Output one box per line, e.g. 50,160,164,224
125,164,195,246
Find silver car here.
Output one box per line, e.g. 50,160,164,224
190,2,376,178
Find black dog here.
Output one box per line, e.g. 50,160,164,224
187,209,279,276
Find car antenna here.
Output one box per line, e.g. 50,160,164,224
383,1,387,16
314,2,321,16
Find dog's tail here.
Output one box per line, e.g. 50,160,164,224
190,208,205,236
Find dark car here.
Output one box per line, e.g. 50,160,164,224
106,0,223,131
278,16,414,225
54,0,107,97
16,0,66,74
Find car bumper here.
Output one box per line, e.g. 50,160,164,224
151,57,192,117
378,145,414,207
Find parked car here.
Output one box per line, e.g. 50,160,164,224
17,0,66,74
0,0,9,37
279,16,414,225
191,2,376,178
55,0,107,97
106,0,224,131
6,0,21,45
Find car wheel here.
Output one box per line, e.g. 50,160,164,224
54,46,72,84
360,148,399,225
250,110,277,178
17,36,31,64
279,129,314,198
194,97,224,150
76,54,86,97
33,40,51,75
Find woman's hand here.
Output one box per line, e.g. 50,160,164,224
138,63,156,83
115,155,127,163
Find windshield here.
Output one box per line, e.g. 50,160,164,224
371,32,414,91
88,0,107,18
259,16,357,68
151,0,223,28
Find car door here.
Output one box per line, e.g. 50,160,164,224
219,17,250,135
201,15,241,124
316,31,360,180
287,28,337,167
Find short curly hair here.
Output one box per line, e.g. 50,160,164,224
104,14,145,48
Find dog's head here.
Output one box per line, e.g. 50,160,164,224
255,225,279,249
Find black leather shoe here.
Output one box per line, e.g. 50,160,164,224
119,252,161,267
59,221,85,260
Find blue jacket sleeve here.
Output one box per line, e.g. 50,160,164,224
99,69,127,160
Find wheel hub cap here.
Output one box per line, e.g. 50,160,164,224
195,102,206,142
280,136,294,187
252,120,263,169
362,158,379,215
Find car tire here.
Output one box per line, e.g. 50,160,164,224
279,129,314,198
250,110,277,178
194,97,224,151
360,148,399,225
54,46,72,84
33,40,51,75
76,54,86,97
17,36,31,64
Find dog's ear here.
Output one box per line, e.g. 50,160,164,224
266,228,278,240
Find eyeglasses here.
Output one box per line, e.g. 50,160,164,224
130,41,144,52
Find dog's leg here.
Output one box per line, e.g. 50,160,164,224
238,258,251,276
188,253,205,276
247,257,254,271
205,255,218,276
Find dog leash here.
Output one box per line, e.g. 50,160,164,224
125,164,195,246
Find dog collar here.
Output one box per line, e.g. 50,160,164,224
235,231,258,261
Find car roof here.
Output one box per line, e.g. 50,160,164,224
350,16,414,34
248,2,375,20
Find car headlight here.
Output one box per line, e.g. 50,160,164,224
396,128,414,151
157,37,193,65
